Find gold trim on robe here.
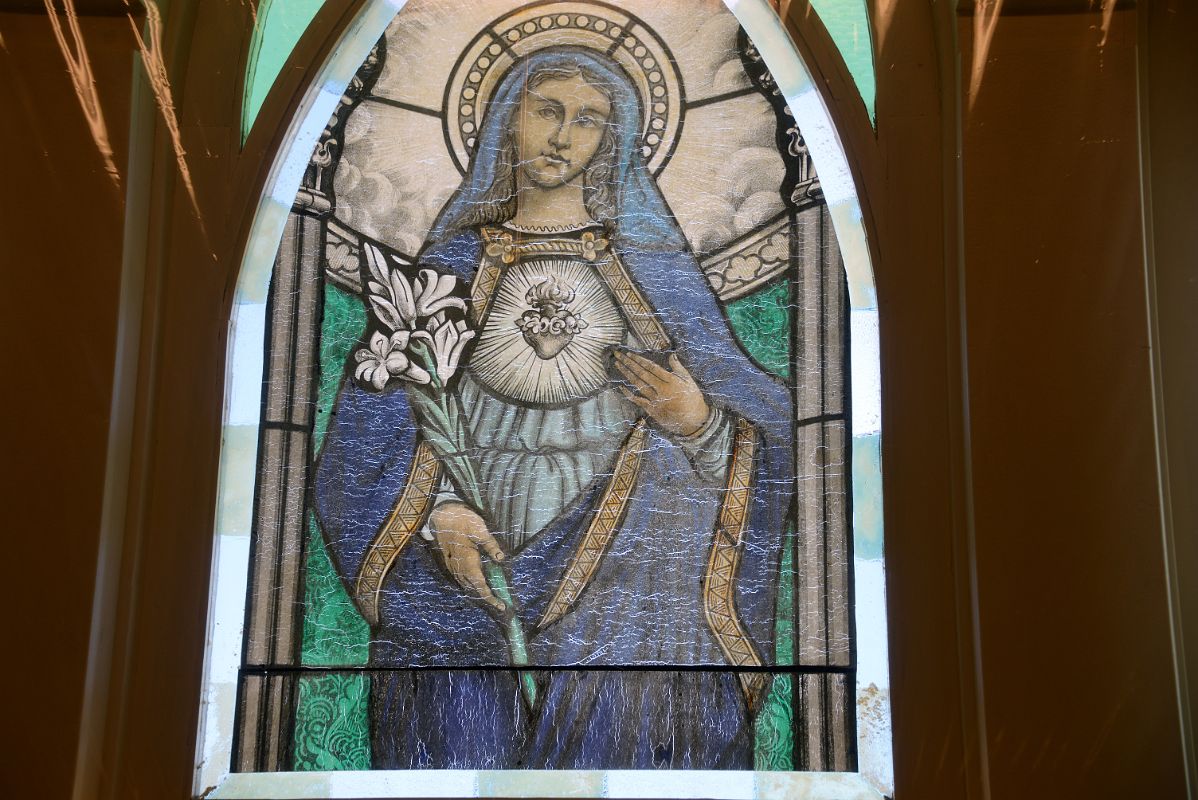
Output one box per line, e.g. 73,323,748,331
536,420,650,631
481,227,609,264
354,442,442,626
469,230,507,325
593,249,671,350
702,417,769,709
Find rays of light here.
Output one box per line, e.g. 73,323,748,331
1092,0,1117,46
968,0,1005,116
122,0,213,254
42,0,121,188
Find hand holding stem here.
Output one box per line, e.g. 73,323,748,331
428,501,508,612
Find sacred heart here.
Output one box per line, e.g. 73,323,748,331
515,276,589,360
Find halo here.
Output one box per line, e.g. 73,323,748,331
442,1,685,177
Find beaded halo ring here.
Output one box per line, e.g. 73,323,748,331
442,1,685,177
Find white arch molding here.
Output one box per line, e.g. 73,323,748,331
197,1,890,796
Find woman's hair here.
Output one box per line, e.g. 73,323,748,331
454,62,622,230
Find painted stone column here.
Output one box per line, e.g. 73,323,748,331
235,41,384,773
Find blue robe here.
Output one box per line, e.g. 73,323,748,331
314,229,794,769
315,46,794,769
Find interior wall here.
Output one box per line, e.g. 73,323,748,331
0,9,135,799
959,7,1188,795
0,2,1193,798
1143,0,1198,789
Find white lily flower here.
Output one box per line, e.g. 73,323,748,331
367,293,404,332
428,317,476,384
359,242,478,391
364,242,418,330
389,268,418,323
414,268,468,318
363,240,390,285
354,330,432,390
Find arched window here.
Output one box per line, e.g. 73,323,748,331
197,1,891,796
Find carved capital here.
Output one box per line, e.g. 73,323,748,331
738,29,822,211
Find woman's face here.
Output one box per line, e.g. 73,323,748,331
514,74,611,189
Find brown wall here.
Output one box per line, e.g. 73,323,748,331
0,1,1192,798
1144,0,1198,776
959,7,1186,795
0,10,135,799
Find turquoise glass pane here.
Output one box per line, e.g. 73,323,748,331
810,0,876,121
242,0,327,142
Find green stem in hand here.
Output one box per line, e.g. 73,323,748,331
484,561,537,709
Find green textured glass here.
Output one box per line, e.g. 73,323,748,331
725,279,793,380
726,285,796,769
312,280,369,446
296,284,372,770
753,525,796,770
302,514,370,667
293,673,372,771
301,282,371,668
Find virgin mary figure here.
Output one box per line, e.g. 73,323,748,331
315,46,795,770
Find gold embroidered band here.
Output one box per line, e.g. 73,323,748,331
536,420,649,631
469,259,503,326
482,227,609,264
594,250,671,350
703,417,769,708
354,441,442,626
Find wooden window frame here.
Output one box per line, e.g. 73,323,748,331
79,1,998,797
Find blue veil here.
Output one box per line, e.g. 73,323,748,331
427,46,686,251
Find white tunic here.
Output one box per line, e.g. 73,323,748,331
432,250,732,551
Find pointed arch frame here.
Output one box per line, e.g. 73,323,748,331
196,1,890,796
77,1,986,798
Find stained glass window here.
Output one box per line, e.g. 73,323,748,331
199,1,890,796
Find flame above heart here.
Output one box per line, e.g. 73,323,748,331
515,276,590,359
